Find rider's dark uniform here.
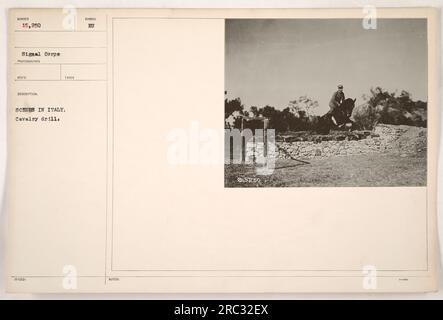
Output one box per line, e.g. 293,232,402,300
328,90,345,113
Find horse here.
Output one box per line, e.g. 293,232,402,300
316,98,356,134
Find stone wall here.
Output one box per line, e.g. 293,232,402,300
276,124,426,160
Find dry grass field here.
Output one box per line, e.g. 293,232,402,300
225,151,426,188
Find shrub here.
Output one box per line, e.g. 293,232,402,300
360,87,427,128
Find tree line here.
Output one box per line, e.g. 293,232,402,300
225,87,427,132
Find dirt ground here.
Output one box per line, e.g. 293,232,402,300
224,151,426,187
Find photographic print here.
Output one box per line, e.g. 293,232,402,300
224,19,428,188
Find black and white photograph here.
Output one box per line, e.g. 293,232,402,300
224,19,427,188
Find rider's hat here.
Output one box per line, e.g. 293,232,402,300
337,84,343,89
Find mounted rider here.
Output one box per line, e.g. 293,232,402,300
327,84,345,125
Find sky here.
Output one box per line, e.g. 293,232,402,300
225,19,427,115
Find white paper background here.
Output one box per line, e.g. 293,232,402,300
0,0,442,299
